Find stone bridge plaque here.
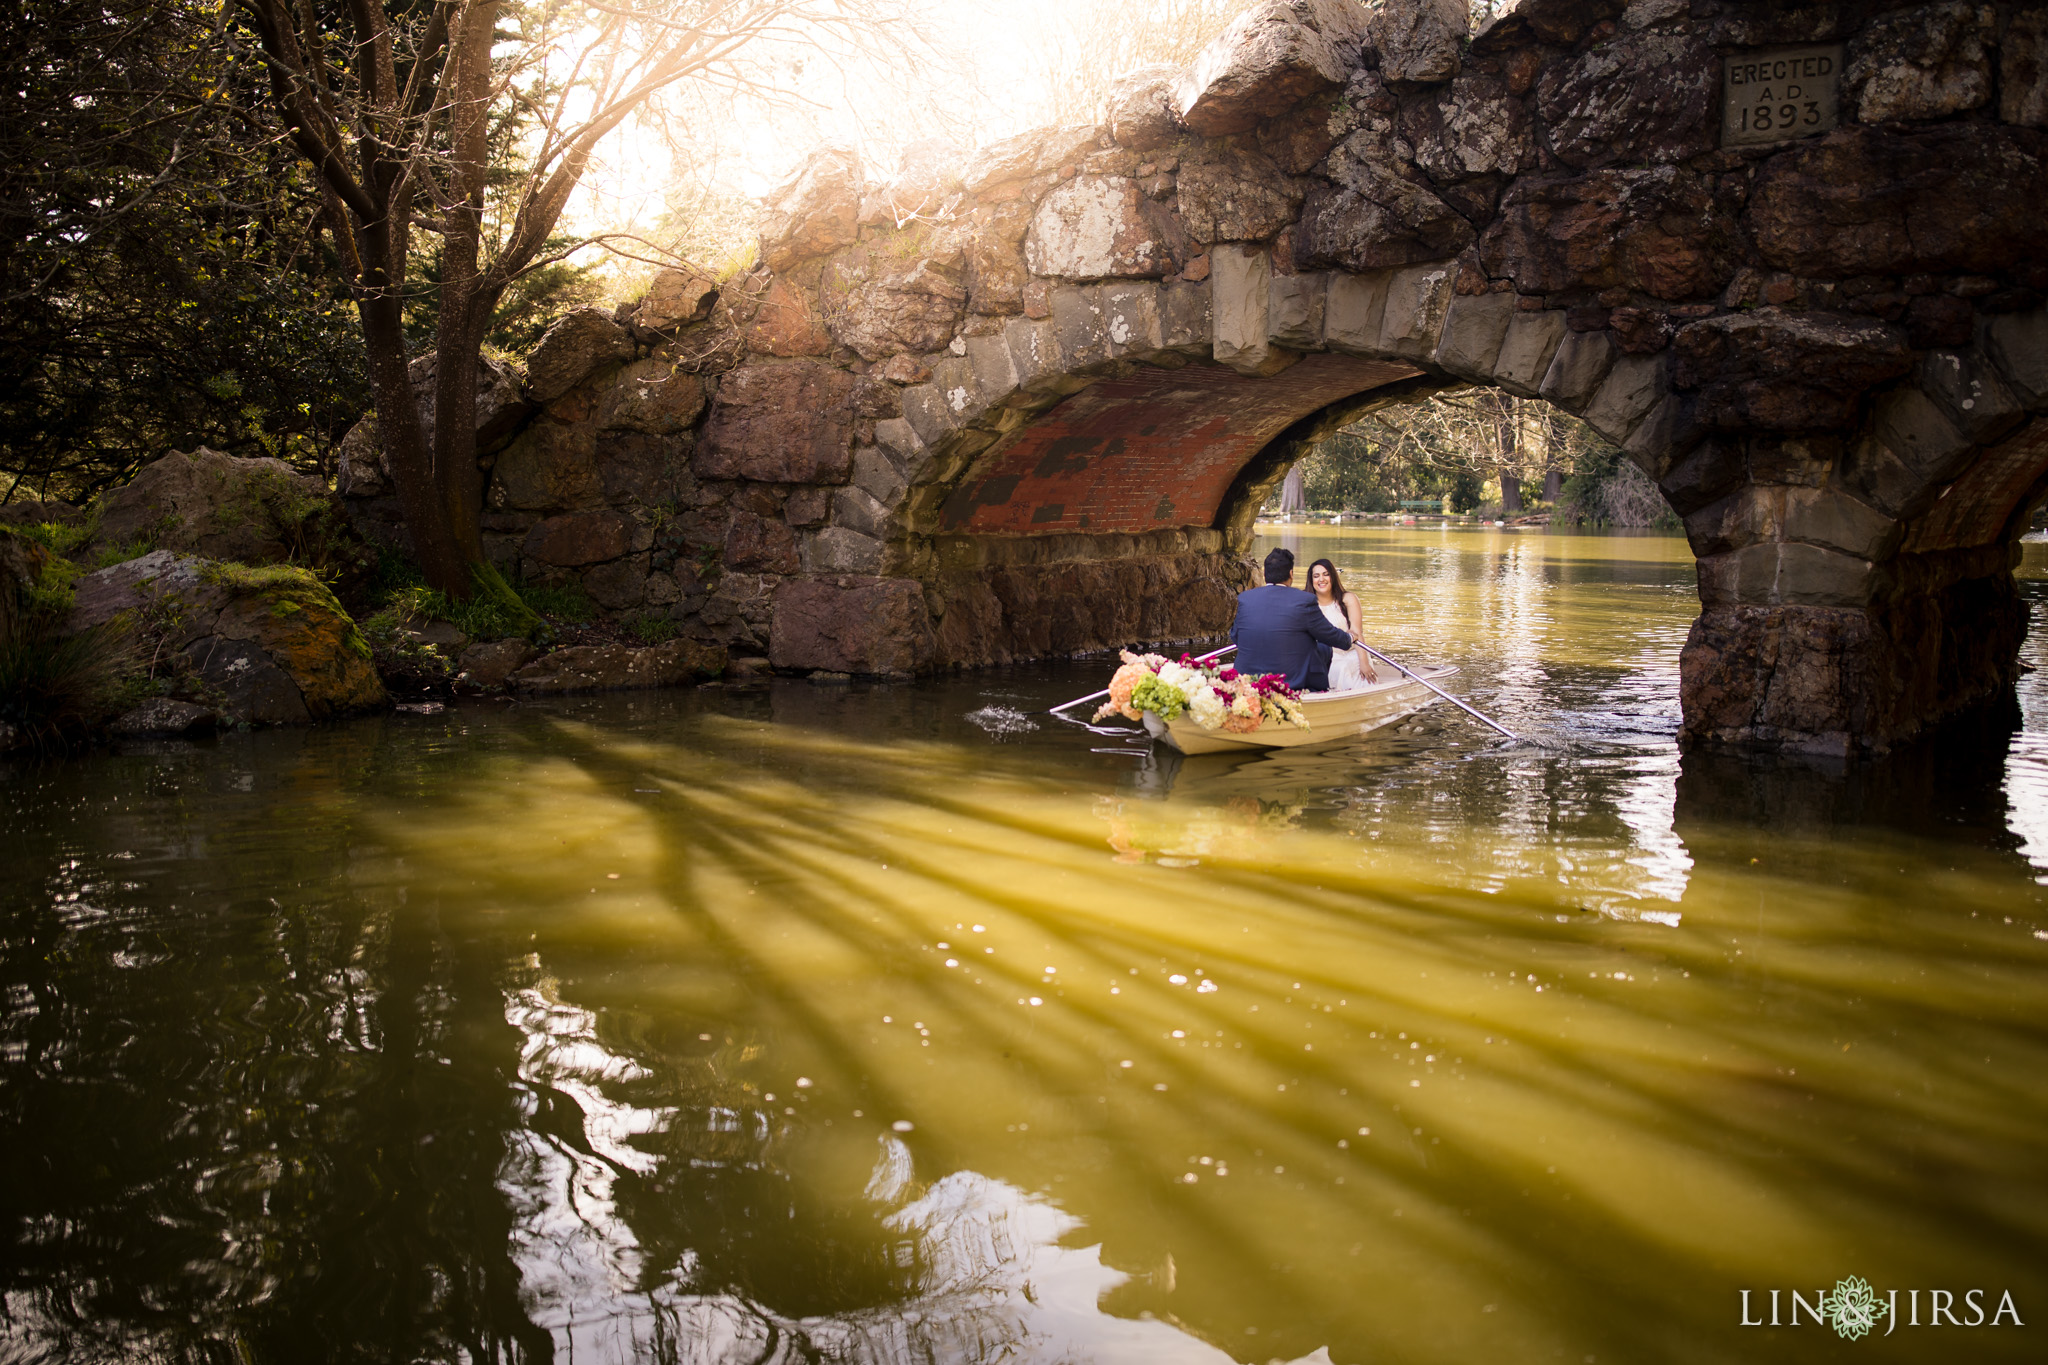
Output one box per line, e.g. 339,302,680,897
1721,44,1844,147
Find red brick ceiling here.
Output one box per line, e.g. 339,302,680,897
938,354,1423,535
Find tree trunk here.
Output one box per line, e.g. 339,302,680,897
433,0,497,568
358,241,470,595
1500,473,1523,515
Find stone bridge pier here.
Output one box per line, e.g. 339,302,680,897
347,0,2048,757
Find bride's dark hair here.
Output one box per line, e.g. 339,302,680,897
1308,558,1349,607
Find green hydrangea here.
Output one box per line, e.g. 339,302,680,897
1128,675,1188,721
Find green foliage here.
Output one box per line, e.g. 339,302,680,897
405,235,609,356
23,556,81,618
0,0,367,503
0,527,131,749
515,581,598,625
0,621,133,750
6,521,92,558
625,612,680,644
370,551,591,640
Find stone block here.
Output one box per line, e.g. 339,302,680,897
1622,395,1690,478
1324,271,1392,356
1538,329,1616,410
1213,245,1297,375
801,527,886,575
1175,0,1371,137
1159,280,1215,353
1580,353,1667,444
1100,281,1168,358
1838,433,1932,519
1050,284,1114,372
1534,31,1715,169
1918,349,2025,441
851,447,908,508
511,638,727,694
956,333,1017,411
1780,486,1900,561
695,363,857,484
636,266,719,331
1003,316,1071,395
582,556,650,609
739,276,832,357
1107,64,1183,152
525,309,635,404
1024,177,1186,280
724,512,800,574
1870,386,1972,483
1373,0,1466,84
929,355,981,426
2004,8,2048,126
523,510,635,567
1682,487,1775,556
1703,542,1876,609
832,485,896,539
109,698,218,738
1846,1,1993,124
595,359,705,435
898,382,964,448
1296,154,1475,273
490,422,600,511
820,234,969,361
1268,272,1328,351
1377,262,1455,362
1983,307,2048,409
456,638,535,688
872,417,926,469
757,146,862,272
1746,124,2048,278
770,575,936,674
1176,148,1307,245
1431,291,1515,382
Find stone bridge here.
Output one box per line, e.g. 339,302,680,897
343,0,2048,756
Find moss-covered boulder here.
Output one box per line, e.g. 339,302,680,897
89,448,371,588
67,552,386,725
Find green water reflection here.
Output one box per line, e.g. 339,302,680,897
3,528,2046,1364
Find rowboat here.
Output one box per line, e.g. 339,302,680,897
1141,662,1459,755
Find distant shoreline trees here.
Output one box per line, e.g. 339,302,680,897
1275,391,1679,529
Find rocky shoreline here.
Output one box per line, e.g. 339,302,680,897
0,448,731,753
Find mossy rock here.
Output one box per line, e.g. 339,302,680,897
88,447,373,591
67,551,386,725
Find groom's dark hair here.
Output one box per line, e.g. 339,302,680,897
1263,548,1294,583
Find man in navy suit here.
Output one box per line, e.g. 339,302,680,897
1230,547,1355,692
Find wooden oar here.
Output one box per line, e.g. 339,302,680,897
1353,643,1521,741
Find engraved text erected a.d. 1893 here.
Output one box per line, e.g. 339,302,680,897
1721,44,1843,147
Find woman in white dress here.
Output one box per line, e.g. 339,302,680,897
1308,558,1376,691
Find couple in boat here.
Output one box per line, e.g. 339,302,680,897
1231,548,1378,694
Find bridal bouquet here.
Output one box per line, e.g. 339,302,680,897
1094,651,1310,734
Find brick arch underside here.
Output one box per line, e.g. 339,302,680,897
921,353,1422,668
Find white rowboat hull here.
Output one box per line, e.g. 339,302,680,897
1141,664,1458,755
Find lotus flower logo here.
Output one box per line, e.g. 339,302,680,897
1822,1276,1889,1341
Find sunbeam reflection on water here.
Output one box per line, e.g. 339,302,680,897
2,528,2045,1365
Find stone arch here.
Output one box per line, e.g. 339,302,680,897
350,0,2048,757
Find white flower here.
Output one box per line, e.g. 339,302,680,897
1157,662,1200,692
1188,687,1227,730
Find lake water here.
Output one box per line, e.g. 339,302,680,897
3,527,2045,1363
